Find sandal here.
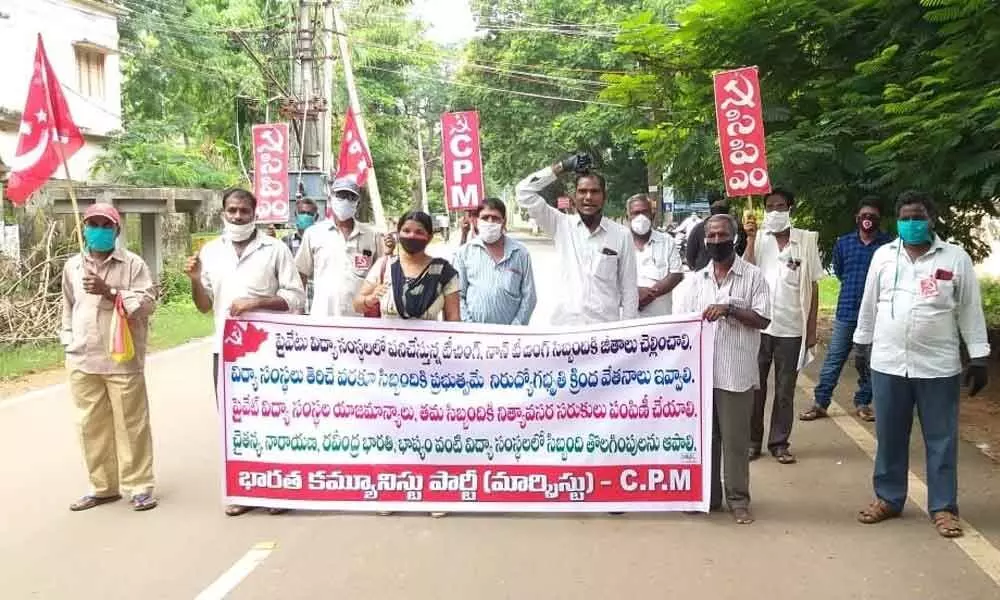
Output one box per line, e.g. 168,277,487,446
130,493,158,512
858,499,900,524
774,449,797,464
267,508,289,515
732,507,754,525
856,406,875,422
225,504,254,517
799,406,828,421
69,494,122,512
933,511,964,538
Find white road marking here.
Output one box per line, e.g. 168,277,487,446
194,541,276,600
1,338,211,410
798,372,1000,588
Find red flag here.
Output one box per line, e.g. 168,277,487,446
335,111,373,187
6,35,85,206
327,111,373,219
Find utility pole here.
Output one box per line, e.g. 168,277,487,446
333,3,386,231
295,0,319,171
415,117,429,214
321,1,334,174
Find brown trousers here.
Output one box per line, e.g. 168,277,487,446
70,370,155,497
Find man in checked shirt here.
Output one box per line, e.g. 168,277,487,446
801,197,892,423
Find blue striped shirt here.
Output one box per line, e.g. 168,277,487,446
453,236,537,325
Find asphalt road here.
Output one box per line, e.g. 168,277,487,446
2,235,999,599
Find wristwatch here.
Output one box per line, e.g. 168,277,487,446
725,303,734,317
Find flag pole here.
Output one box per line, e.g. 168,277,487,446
56,146,85,255
35,33,84,255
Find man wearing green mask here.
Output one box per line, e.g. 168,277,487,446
285,198,318,256
286,198,318,312
295,177,383,317
854,191,989,539
61,204,158,512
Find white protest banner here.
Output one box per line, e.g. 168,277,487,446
220,314,714,512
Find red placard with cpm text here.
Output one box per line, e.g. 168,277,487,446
441,111,486,211
252,123,290,224
713,67,771,197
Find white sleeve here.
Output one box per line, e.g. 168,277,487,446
515,166,562,237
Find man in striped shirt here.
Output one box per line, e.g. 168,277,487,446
453,198,537,325
684,214,772,524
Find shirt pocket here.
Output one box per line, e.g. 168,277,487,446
922,278,956,311
779,261,801,287
500,268,522,296
592,253,618,282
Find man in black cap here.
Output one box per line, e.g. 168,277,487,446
686,192,747,271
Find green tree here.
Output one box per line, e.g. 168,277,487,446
604,0,1000,260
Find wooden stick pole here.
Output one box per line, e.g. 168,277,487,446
56,145,85,255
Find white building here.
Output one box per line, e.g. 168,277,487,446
0,0,121,186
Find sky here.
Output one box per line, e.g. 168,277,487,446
409,0,477,45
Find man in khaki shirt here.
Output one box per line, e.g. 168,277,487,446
61,204,158,512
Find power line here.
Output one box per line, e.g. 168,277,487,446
360,64,653,110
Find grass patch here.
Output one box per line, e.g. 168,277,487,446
0,301,213,382
819,276,840,314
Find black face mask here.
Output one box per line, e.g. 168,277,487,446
398,237,429,255
706,240,736,262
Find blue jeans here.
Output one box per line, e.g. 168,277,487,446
870,371,960,515
813,320,871,409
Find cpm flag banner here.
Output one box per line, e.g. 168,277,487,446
6,34,84,206
712,67,771,198
441,111,485,212
252,123,291,224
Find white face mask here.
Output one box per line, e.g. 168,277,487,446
763,210,791,233
224,219,256,242
332,198,358,222
630,214,652,236
478,221,503,244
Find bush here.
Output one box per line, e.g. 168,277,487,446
158,265,192,305
980,278,1000,330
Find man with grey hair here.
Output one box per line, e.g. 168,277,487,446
683,213,771,524
628,194,683,316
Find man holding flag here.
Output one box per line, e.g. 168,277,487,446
6,36,160,511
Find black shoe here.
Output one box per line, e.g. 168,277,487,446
748,448,762,461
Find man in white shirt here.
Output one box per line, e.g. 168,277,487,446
744,188,822,465
854,191,989,539
684,214,771,524
185,187,305,517
295,178,383,317
515,154,639,325
627,194,683,316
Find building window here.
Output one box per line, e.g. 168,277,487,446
75,47,105,100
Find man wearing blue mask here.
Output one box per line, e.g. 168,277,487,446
854,191,989,539
286,198,318,311
295,177,383,317
61,204,158,513
285,198,318,256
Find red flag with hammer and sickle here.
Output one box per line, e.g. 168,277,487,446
6,34,84,205
335,111,372,187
